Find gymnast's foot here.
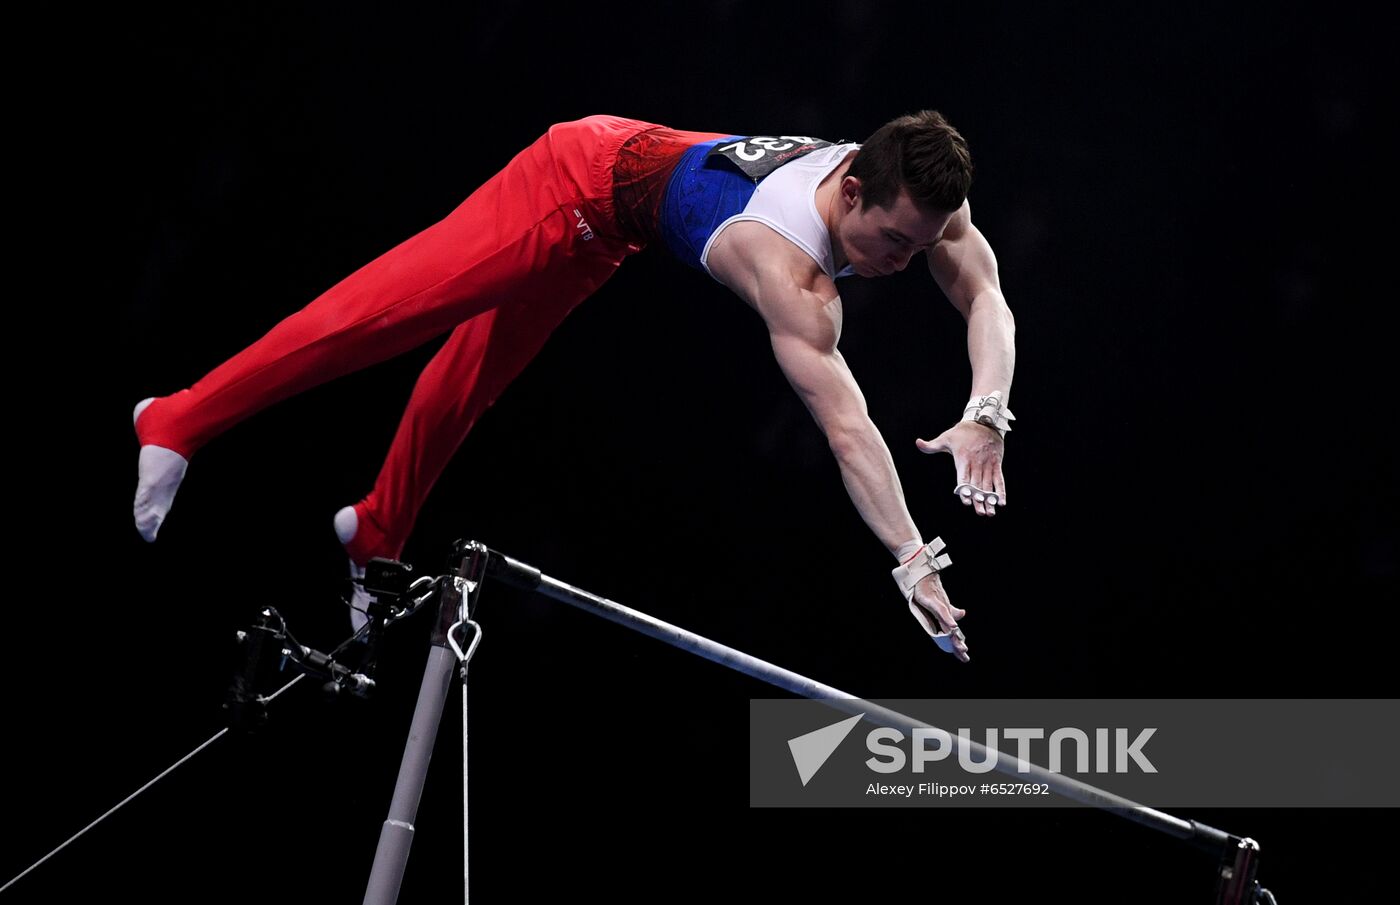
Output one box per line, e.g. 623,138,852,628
335,505,372,636
133,397,189,542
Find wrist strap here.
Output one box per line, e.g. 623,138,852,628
891,537,952,601
894,538,926,564
962,390,1015,438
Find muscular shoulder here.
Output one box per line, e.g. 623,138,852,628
707,221,833,303
937,198,973,243
707,221,841,346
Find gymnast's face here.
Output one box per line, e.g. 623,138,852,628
835,179,955,278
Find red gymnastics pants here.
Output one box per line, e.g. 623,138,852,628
135,115,730,566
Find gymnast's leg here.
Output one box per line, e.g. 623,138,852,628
131,118,637,542
332,283,619,631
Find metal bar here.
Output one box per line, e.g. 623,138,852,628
482,546,1231,851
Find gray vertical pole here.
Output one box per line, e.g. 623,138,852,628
363,562,472,905
362,644,458,905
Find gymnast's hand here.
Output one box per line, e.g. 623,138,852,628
915,421,1006,518
909,573,969,663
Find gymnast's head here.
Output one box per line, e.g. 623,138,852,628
833,110,974,278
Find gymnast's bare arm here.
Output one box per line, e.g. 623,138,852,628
707,222,969,660
919,199,1017,517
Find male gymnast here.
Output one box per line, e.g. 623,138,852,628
132,112,1016,664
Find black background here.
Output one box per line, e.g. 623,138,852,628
6,2,1393,902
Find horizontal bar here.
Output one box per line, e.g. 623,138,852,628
481,545,1236,853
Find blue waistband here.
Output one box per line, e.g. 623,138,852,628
657,136,753,273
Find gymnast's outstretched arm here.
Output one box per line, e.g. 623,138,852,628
762,282,970,662
920,199,1017,518
706,222,971,661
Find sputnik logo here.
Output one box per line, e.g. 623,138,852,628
787,713,865,786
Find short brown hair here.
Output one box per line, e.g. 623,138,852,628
847,110,973,214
